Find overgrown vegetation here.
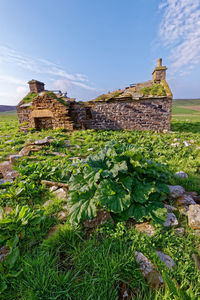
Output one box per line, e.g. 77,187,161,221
0,110,200,299
140,84,167,97
68,141,169,224
21,93,38,104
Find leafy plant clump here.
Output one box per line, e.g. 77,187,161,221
68,141,170,224
0,205,46,292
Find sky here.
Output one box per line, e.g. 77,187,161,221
0,0,200,105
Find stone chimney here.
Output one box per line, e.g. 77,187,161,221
152,58,167,82
28,80,45,93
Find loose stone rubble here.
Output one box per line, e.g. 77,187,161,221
156,251,176,271
188,205,200,229
53,188,68,200
135,251,163,289
174,227,185,235
163,213,178,227
168,185,185,199
177,193,196,206
175,171,188,179
135,222,155,237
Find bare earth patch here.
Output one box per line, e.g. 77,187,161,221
180,105,200,111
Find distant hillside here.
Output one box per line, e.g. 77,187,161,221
0,105,16,112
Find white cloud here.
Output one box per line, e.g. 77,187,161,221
0,74,25,85
159,0,200,74
53,79,71,91
0,45,96,90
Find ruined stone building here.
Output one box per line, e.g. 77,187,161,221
17,59,173,132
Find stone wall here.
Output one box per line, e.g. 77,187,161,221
17,94,172,132
17,93,75,131
72,97,172,132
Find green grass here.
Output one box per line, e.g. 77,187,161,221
173,99,200,106
0,109,200,299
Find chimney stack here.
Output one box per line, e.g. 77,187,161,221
152,58,167,82
28,80,45,93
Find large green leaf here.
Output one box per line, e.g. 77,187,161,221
94,179,131,213
132,182,155,203
68,190,97,223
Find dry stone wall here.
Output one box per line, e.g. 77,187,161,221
17,93,172,132
17,93,75,131
73,97,172,132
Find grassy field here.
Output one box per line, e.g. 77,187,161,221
0,103,200,299
172,99,200,122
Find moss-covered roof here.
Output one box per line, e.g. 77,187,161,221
89,79,172,103
18,91,74,107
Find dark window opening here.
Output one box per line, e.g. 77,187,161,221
34,117,53,130
86,107,93,120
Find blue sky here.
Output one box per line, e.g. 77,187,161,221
0,0,200,105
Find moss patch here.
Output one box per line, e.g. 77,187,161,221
45,92,69,106
140,84,166,97
22,93,38,104
92,90,124,102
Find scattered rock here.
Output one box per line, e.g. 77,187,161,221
43,200,53,208
168,185,185,199
188,205,200,229
0,161,19,180
68,157,81,161
185,191,198,197
174,138,180,142
192,254,200,271
52,152,66,157
163,213,178,227
19,145,42,156
64,140,71,145
5,140,15,144
41,180,68,189
171,143,180,147
53,188,67,200
74,144,81,149
174,227,185,235
49,186,58,192
88,148,94,151
0,246,10,262
175,171,188,179
0,179,13,185
135,222,155,237
83,209,114,228
9,154,23,164
164,204,177,213
183,141,191,147
177,193,196,206
57,210,68,222
33,136,53,145
135,251,163,289
156,251,176,271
